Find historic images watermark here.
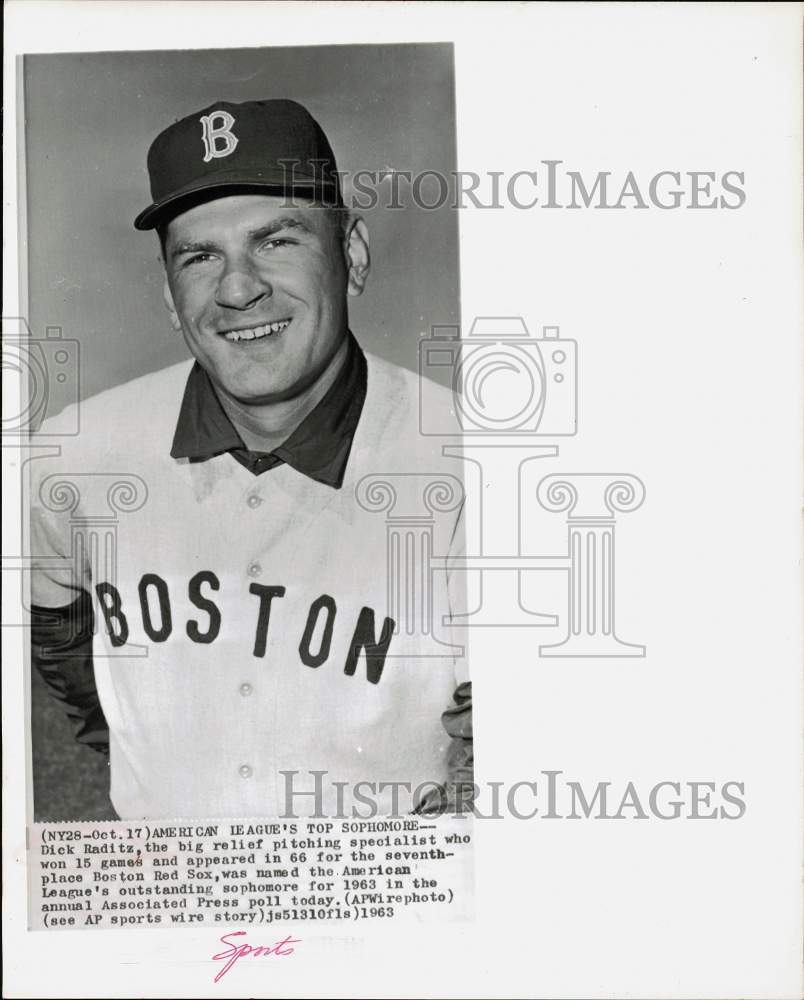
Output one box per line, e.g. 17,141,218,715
267,158,747,211
358,315,646,656
278,770,747,821
177,109,748,211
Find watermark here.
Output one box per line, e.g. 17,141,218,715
355,473,465,657
6,312,646,664
276,160,747,211
2,318,80,437
358,316,647,654
2,317,150,658
419,319,576,437
278,770,746,821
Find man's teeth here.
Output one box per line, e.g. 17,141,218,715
223,320,290,342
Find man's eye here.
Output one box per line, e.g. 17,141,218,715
260,238,292,251
182,253,214,267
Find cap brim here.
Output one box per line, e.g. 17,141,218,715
134,171,342,230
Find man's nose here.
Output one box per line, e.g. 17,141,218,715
215,259,272,311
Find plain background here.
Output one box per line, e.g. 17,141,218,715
23,42,459,821
4,4,802,999
24,43,459,414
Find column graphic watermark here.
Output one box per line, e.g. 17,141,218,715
356,473,464,657
536,474,645,656
3,317,149,657
362,315,647,658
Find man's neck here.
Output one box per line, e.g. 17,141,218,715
215,335,350,453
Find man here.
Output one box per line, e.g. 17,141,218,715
30,99,471,820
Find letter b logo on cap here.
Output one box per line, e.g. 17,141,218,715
200,111,239,163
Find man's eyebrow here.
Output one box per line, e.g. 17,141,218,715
169,239,221,260
169,216,314,260
247,216,314,240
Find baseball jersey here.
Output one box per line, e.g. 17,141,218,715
29,335,469,820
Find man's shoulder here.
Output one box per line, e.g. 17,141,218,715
358,349,461,472
76,358,193,426
37,359,194,441
33,359,195,471
363,349,456,422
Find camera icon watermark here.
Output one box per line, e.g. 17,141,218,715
2,317,80,436
408,315,648,656
419,317,577,437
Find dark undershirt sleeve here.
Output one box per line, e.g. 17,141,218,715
30,592,109,756
413,681,475,815
442,680,473,780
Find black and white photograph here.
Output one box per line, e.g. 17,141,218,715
22,42,470,824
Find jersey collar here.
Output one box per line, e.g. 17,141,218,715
170,330,367,488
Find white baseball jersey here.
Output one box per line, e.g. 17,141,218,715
29,341,468,820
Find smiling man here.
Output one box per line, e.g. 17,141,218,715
161,193,368,467
29,99,471,821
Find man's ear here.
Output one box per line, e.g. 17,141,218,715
345,217,370,297
162,278,182,332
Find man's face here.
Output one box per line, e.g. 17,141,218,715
163,193,362,404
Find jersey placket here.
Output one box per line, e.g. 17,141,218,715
243,463,345,819
235,472,286,817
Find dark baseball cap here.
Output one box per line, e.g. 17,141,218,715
134,98,342,231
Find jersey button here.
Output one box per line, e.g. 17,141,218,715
239,764,253,779
239,683,253,697
247,562,262,578
247,495,263,508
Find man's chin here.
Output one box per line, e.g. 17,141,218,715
222,380,300,407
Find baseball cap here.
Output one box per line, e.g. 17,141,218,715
134,98,342,231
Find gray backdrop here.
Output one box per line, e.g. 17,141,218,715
24,43,459,821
